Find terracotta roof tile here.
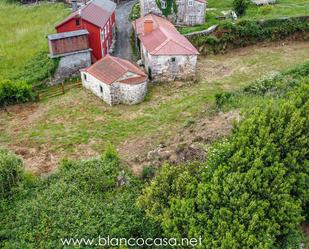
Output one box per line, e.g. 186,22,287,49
56,0,116,28
83,55,147,85
133,14,199,56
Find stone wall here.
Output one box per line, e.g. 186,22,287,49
140,0,206,26
53,50,91,85
141,44,197,82
81,72,148,106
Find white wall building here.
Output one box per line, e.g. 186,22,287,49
81,55,148,105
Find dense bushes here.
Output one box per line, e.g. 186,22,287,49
12,52,59,85
215,61,309,108
0,149,23,198
138,83,309,248
0,79,34,107
191,16,309,54
0,150,160,248
233,0,250,16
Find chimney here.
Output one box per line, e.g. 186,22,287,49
72,0,78,12
144,19,153,34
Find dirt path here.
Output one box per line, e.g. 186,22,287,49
113,0,137,61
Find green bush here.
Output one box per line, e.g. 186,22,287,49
0,149,23,198
0,152,161,247
190,17,309,54
138,83,309,248
233,0,250,16
12,51,59,85
0,79,34,107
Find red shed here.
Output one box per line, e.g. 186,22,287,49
55,0,116,62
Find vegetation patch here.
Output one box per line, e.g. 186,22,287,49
0,149,161,248
190,16,309,54
138,81,309,248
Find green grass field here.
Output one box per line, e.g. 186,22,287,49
0,2,69,80
180,0,309,33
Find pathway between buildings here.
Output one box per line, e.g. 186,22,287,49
114,0,138,61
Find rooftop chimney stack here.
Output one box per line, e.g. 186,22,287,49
72,0,78,12
144,19,154,35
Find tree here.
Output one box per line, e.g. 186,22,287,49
138,82,309,248
233,0,250,16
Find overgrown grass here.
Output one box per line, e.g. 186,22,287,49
180,0,309,34
0,43,308,162
0,2,69,81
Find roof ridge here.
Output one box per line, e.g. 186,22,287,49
110,56,129,72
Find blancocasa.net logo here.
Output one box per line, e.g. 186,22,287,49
60,236,203,247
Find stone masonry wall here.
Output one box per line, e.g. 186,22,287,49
53,50,91,85
141,45,197,82
140,0,206,26
81,71,147,106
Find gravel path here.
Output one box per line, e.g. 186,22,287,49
113,0,138,61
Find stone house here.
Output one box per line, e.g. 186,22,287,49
81,55,148,105
133,14,199,82
140,0,206,26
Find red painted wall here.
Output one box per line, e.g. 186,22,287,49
56,11,116,63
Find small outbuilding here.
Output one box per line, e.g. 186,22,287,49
81,55,148,105
133,14,199,82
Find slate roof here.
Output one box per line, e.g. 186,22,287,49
133,14,199,56
56,0,116,29
82,55,147,85
48,29,88,40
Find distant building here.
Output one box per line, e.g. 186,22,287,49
251,0,276,5
81,55,148,105
48,30,92,82
55,0,116,63
133,14,199,82
140,0,206,26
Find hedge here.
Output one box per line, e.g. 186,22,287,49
0,79,34,107
190,16,309,54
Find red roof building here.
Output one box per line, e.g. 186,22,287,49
56,0,116,62
81,55,148,105
132,14,199,82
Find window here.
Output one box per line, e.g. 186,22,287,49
188,0,193,6
161,0,167,9
171,57,176,62
100,85,103,93
76,19,80,26
83,73,87,81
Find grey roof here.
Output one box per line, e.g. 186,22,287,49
91,0,116,13
48,29,89,40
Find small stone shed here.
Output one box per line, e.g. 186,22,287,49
251,0,276,5
48,30,92,81
81,55,148,105
133,14,199,82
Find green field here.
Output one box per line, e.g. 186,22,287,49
180,0,309,33
0,2,69,80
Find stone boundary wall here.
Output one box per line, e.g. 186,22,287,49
184,15,309,38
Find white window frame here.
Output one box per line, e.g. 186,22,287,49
188,0,193,6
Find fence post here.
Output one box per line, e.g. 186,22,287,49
61,82,65,94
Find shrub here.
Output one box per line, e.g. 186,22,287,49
233,0,250,16
0,152,161,247
0,79,34,107
190,17,309,54
142,165,156,181
138,84,309,248
12,51,59,85
0,149,23,198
